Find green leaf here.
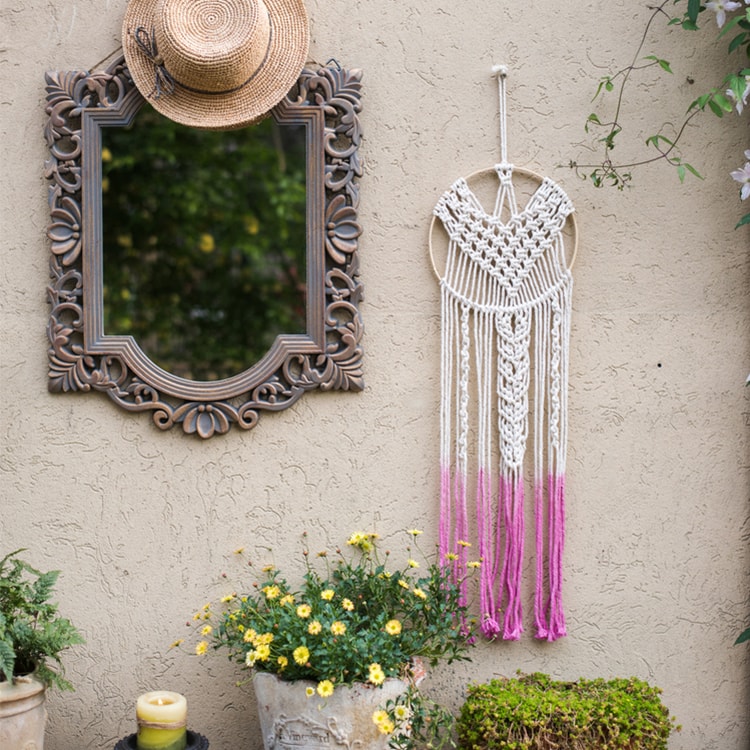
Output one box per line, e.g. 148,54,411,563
729,32,748,53
735,213,750,229
687,0,701,24
713,91,734,112
592,78,611,101
683,163,703,180
708,99,726,117
0,638,15,684
645,134,674,149
584,112,602,133
718,14,744,39
643,55,673,73
735,626,750,644
677,164,686,182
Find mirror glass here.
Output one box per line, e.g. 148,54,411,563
101,105,307,381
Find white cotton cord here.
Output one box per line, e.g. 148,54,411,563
494,65,509,165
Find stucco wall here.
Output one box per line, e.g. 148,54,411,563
2,0,749,748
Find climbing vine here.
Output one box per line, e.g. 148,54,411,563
572,0,750,228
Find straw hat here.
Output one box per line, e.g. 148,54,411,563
122,0,309,130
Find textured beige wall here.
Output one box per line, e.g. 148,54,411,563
2,0,749,748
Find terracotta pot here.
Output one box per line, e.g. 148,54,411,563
0,676,47,749
253,672,407,750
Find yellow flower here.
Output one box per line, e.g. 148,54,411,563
193,612,202,621
377,719,394,735
293,646,310,666
280,594,295,606
412,588,427,600
233,547,244,555
341,598,354,611
457,540,472,548
321,589,335,601
245,651,257,667
297,604,312,619
372,710,389,725
255,644,271,661
347,531,375,552
201,625,213,636
277,656,288,670
221,593,236,603
368,663,385,685
305,686,315,697
169,639,183,649
331,621,346,636
407,529,423,536
467,560,481,569
262,565,275,573
243,628,257,643
385,619,402,635
317,680,335,697
254,632,274,646
195,641,208,656
308,620,323,635
444,552,458,561
407,559,419,568
394,704,411,721
101,147,112,162
397,579,410,590
263,585,281,600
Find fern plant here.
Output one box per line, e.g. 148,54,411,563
0,549,84,691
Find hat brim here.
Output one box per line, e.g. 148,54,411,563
122,0,309,130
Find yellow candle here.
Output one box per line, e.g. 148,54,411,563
136,691,187,750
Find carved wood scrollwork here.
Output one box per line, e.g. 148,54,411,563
44,57,363,438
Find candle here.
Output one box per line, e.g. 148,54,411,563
136,691,187,750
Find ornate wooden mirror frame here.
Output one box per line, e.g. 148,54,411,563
45,57,363,438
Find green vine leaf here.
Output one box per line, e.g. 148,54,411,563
687,0,701,25
644,54,673,72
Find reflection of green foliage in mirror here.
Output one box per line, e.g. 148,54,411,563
101,104,307,381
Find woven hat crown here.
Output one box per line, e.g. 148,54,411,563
155,0,271,94
122,0,309,130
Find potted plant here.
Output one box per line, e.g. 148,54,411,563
179,530,477,750
457,672,679,750
0,548,84,749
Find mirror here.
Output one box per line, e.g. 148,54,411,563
101,106,308,381
45,56,364,438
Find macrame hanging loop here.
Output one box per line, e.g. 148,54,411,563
431,66,577,642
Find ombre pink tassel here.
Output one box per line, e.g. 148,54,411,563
502,475,524,640
534,474,567,641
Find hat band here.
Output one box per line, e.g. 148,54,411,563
132,25,273,100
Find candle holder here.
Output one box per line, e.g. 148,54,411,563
114,730,209,750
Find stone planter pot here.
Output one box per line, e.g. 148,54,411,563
0,676,47,749
253,672,407,750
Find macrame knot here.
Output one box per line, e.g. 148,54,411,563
133,26,176,99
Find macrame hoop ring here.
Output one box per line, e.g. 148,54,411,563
428,165,578,280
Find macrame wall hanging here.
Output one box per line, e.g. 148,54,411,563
430,66,578,642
